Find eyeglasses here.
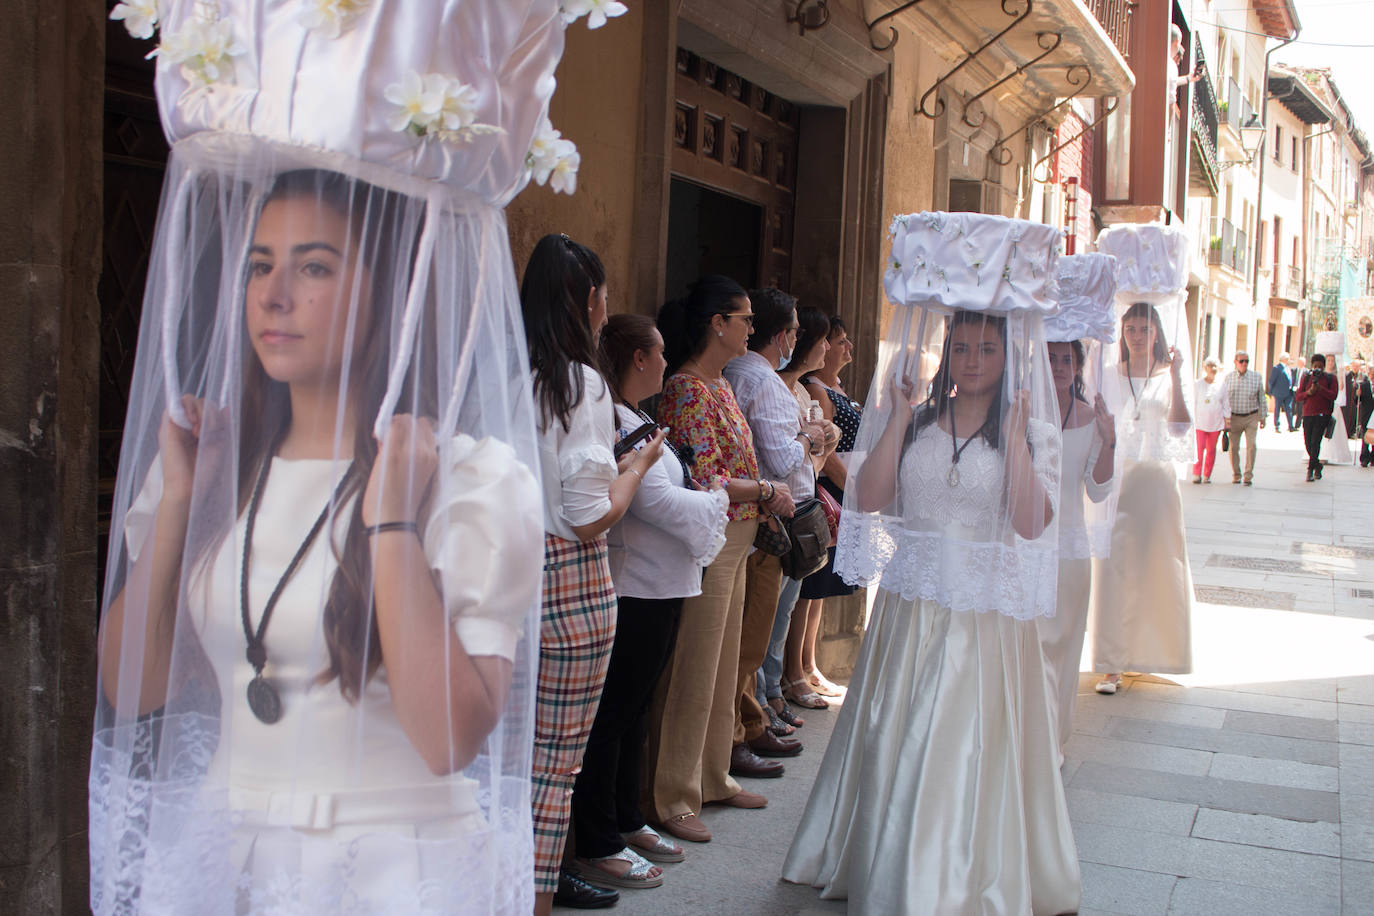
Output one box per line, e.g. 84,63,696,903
724,312,754,326
1237,359,1249,364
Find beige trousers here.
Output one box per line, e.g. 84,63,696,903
1228,411,1260,481
736,549,784,743
646,517,758,819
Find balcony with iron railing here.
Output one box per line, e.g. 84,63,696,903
1084,0,1134,59
1220,78,1257,144
1189,49,1220,194
1207,218,1248,275
1271,263,1303,301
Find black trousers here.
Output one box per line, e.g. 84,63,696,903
571,595,684,858
1303,415,1327,472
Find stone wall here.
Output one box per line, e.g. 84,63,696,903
0,0,103,911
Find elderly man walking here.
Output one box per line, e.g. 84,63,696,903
1222,351,1266,485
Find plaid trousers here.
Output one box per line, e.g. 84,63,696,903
531,533,617,892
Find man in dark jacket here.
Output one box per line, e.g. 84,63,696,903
1295,354,1341,481
1267,352,1297,432
1354,362,1374,467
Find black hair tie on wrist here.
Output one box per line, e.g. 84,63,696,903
364,521,419,537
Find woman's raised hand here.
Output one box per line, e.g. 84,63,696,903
1092,394,1116,446
1169,346,1184,377
364,415,439,526
159,395,204,506
1006,390,1032,441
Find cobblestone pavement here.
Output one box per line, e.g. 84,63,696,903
585,428,1374,915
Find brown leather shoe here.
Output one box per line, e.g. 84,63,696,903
747,729,803,758
729,742,785,778
657,811,711,843
706,789,768,809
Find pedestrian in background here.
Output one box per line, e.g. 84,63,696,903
1222,350,1265,485
1295,353,1340,482
1267,352,1297,432
1193,357,1226,483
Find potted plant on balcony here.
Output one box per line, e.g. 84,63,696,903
1219,100,1229,117
1208,236,1222,264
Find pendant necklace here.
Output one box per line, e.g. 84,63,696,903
1125,357,1155,421
240,455,355,724
946,409,979,487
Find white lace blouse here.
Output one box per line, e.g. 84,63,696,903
606,404,729,600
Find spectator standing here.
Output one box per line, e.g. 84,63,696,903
1193,357,1226,483
723,288,821,772
567,315,730,891
648,276,794,845
522,234,664,914
1295,354,1341,481
1267,352,1298,432
1222,351,1265,485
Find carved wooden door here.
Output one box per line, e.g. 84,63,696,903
672,48,799,290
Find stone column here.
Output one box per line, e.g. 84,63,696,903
0,0,103,911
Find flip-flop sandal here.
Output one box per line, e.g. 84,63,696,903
784,678,829,709
572,847,664,889
622,825,686,863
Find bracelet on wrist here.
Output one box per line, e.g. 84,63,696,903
364,521,419,537
627,467,643,480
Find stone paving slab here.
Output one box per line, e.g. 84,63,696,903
592,429,1374,914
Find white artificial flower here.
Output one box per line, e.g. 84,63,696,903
526,119,562,182
383,70,444,134
560,0,628,29
385,71,503,142
437,77,480,132
152,17,246,86
297,0,370,39
110,0,160,40
548,147,581,195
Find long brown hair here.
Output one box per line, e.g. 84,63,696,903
597,313,659,404
236,169,421,702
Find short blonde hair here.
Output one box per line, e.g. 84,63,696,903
1203,356,1220,369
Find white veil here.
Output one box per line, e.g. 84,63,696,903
836,212,1063,619
1095,224,1196,466
89,2,597,912
1046,252,1119,559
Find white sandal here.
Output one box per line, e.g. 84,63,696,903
622,825,685,863
572,846,663,889
1095,674,1121,695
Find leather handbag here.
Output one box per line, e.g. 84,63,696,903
816,485,841,545
1325,414,1337,439
779,497,831,580
1221,429,1230,452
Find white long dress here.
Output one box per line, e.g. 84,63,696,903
1039,422,1111,754
1088,374,1194,674
783,424,1080,916
118,436,541,911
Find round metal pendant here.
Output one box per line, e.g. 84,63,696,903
946,464,960,487
247,675,282,724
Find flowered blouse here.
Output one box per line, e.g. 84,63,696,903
658,373,761,522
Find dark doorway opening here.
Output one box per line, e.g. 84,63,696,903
665,177,762,301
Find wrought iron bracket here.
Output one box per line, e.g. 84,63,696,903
785,0,832,36
865,0,928,52
986,65,1094,166
917,0,1035,121
961,30,1063,128
1031,96,1121,183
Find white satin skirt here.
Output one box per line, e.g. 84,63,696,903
1088,460,1194,674
1040,557,1091,755
782,589,1080,915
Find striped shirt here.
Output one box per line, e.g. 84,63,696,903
1224,369,1265,416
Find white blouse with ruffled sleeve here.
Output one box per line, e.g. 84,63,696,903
536,363,618,541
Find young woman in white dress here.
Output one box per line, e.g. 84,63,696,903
93,168,543,913
1089,301,1195,693
783,305,1079,915
1040,340,1115,753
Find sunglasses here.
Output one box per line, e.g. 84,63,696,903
1237,359,1249,364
